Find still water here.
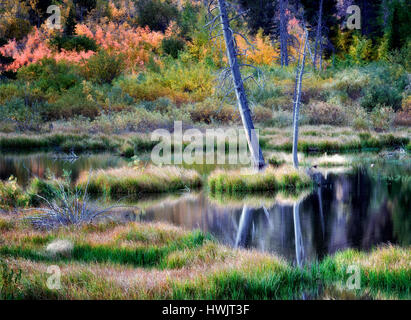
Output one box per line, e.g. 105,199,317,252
136,166,410,265
0,152,410,265
0,152,128,185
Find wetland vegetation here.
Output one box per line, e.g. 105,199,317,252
1,0,410,300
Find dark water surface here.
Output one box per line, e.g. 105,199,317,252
137,167,410,265
0,152,128,185
1,152,410,265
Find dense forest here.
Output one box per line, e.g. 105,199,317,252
0,0,410,134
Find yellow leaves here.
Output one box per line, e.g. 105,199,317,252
237,29,279,66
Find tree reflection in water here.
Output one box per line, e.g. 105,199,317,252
139,165,410,265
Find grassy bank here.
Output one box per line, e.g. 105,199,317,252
0,133,121,152
0,216,409,300
0,126,409,156
262,127,410,153
208,166,313,194
76,166,202,196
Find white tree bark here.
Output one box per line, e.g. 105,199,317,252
217,0,265,170
293,200,304,267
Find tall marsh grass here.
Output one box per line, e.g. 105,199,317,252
208,166,312,194
76,166,202,196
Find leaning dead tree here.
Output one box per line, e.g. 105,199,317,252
206,0,266,170
292,29,309,169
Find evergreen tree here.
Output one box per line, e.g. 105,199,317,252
237,0,278,36
386,0,411,50
65,5,77,36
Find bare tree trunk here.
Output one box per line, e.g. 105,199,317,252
293,200,304,267
235,205,253,248
313,0,323,70
279,0,289,67
319,39,324,70
217,0,265,170
292,30,308,169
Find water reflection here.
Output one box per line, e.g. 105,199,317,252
137,167,410,264
0,152,128,185
1,151,410,264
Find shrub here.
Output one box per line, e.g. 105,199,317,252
328,68,369,100
361,83,403,111
370,106,395,132
83,51,125,84
75,22,164,69
0,82,20,104
135,0,179,32
1,18,32,41
394,95,411,126
118,61,214,103
351,106,370,131
89,108,171,134
252,106,273,123
27,175,120,228
49,35,98,52
265,110,294,128
17,59,82,93
0,28,95,72
161,37,186,58
188,99,239,124
0,176,29,209
305,101,348,126
0,98,44,131
268,156,286,167
45,86,100,120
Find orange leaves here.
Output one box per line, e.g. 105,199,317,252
0,21,167,72
75,22,165,70
0,28,95,71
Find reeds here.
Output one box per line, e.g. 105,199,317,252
208,166,312,194
76,166,202,196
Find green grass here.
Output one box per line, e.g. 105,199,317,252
0,133,120,152
0,231,208,268
0,219,409,300
208,166,313,194
267,134,409,153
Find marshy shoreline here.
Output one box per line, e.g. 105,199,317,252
0,216,409,300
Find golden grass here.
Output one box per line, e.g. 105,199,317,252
333,245,411,272
1,216,410,300
76,165,202,195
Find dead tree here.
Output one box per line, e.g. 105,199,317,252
292,29,309,169
313,0,324,70
293,199,304,267
279,0,289,67
206,0,266,170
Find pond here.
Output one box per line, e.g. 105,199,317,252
0,152,410,266
0,152,128,186
136,164,410,265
